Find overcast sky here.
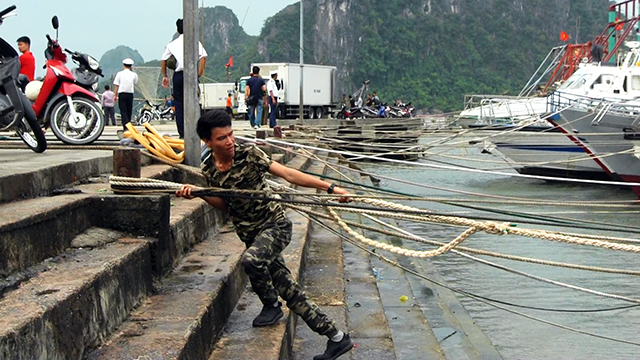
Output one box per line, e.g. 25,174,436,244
1,0,298,74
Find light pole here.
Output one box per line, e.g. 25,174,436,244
183,0,200,166
299,0,304,124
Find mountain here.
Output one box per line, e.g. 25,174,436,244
251,0,606,112
98,0,608,112
99,46,145,81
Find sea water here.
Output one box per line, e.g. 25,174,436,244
361,136,640,359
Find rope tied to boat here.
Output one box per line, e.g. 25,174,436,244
108,175,640,256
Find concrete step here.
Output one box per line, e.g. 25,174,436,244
0,228,154,360
340,215,397,359
0,162,215,280
329,165,501,359
0,162,224,359
208,209,310,360
405,257,503,359
0,149,115,203
86,150,314,360
353,202,445,360
0,144,312,359
0,162,172,279
87,229,246,360
0,193,94,279
292,221,351,360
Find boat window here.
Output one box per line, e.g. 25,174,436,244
590,74,616,89
632,75,640,91
568,74,593,89
559,70,592,90
624,76,628,92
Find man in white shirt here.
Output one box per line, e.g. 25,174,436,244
160,18,208,138
113,58,138,129
266,70,279,128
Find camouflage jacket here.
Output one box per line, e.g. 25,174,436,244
202,143,286,242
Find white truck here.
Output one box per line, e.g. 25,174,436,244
199,82,235,110
237,63,338,119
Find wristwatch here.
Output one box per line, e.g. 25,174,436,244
327,183,337,194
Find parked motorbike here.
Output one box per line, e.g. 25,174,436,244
360,105,379,118
26,16,105,145
335,104,352,119
136,100,174,125
67,49,103,93
0,5,46,152
389,102,416,118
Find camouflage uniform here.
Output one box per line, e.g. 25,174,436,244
203,143,338,337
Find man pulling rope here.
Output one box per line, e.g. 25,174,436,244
175,110,353,360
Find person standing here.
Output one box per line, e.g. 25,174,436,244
101,85,116,126
266,70,279,128
16,36,35,81
113,58,138,129
372,92,381,106
176,110,354,360
225,93,233,118
245,66,266,129
161,18,208,139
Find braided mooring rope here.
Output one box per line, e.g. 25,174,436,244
108,175,640,255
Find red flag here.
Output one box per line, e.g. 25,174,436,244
615,17,624,31
560,31,569,42
226,55,233,68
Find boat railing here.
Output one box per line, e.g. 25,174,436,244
547,91,609,113
462,94,545,125
549,91,640,127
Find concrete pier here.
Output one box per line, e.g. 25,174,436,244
0,121,501,359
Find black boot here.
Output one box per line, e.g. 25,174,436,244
313,333,353,360
252,301,283,327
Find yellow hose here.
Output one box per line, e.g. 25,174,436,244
124,123,183,163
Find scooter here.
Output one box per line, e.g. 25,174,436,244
335,104,352,119
0,5,46,152
136,100,174,125
66,48,103,93
27,16,105,145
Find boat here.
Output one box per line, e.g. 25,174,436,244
465,2,640,181
546,93,640,196
487,124,610,180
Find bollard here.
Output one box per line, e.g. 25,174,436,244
256,130,267,139
113,148,141,178
273,126,282,138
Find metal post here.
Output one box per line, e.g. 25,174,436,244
184,0,200,166
299,0,304,124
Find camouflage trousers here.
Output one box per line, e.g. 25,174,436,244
241,216,338,338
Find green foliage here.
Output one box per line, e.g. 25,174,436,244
99,0,609,113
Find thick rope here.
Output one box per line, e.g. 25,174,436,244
327,206,477,258
355,197,640,253
285,203,640,276
108,175,640,254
